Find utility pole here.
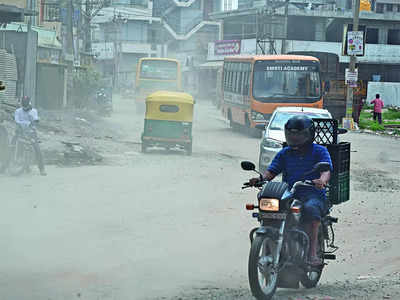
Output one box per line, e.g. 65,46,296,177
112,10,125,89
66,0,75,62
66,0,75,105
84,0,92,53
24,0,33,100
81,0,109,55
346,0,361,121
281,0,289,54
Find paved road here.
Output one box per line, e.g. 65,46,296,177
1,96,399,300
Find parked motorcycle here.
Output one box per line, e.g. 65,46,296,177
241,161,339,300
95,89,113,117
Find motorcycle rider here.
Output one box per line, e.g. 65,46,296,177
13,96,46,176
250,115,332,265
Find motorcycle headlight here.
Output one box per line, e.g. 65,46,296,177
251,110,265,121
259,198,279,212
262,138,282,149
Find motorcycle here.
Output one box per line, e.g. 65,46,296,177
95,89,113,117
7,124,37,176
241,161,339,300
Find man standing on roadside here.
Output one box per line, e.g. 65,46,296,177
370,94,384,124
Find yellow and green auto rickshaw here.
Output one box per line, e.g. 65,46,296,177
141,91,194,155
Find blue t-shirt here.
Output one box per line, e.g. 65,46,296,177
267,143,333,200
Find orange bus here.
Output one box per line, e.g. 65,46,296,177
221,55,323,132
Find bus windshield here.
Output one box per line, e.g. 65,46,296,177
253,60,321,102
140,60,178,80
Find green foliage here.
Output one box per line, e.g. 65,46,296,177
358,107,400,132
359,118,373,129
369,122,385,131
383,109,400,120
71,67,102,108
359,110,372,119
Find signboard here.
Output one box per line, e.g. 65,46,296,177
92,42,115,60
60,8,80,25
214,40,241,56
347,31,364,56
345,68,358,87
342,25,366,56
254,60,319,72
262,65,317,71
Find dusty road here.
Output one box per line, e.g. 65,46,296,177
1,96,400,300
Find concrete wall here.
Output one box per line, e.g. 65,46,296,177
0,0,26,8
120,21,148,42
286,40,400,64
207,38,400,64
367,82,400,107
0,30,37,102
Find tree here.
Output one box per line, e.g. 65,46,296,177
71,66,102,108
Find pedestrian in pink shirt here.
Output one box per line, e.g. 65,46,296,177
370,94,384,124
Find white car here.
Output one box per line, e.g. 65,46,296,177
258,106,333,174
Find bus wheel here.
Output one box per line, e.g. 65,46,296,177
245,114,252,136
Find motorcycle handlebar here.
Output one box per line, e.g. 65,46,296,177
242,180,266,189
242,179,315,191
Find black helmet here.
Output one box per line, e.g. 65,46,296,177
21,96,31,111
284,115,315,149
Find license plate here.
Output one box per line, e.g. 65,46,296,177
259,212,287,220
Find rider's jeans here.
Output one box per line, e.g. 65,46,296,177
300,196,327,222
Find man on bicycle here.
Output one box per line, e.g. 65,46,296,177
14,96,46,176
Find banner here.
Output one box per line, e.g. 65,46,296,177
214,40,241,56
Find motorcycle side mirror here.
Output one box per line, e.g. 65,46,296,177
338,128,348,135
312,162,331,173
241,161,256,171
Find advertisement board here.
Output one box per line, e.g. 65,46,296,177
214,40,241,56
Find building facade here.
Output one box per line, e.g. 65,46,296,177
152,0,222,96
223,0,238,11
206,0,400,117
210,1,400,79
92,2,165,87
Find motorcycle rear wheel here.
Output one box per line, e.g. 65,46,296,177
248,235,278,300
300,225,325,288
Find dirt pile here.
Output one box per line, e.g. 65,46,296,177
0,104,128,166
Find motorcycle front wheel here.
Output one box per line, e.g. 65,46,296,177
8,141,28,176
248,235,278,300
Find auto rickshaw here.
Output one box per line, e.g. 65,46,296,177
141,91,194,155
